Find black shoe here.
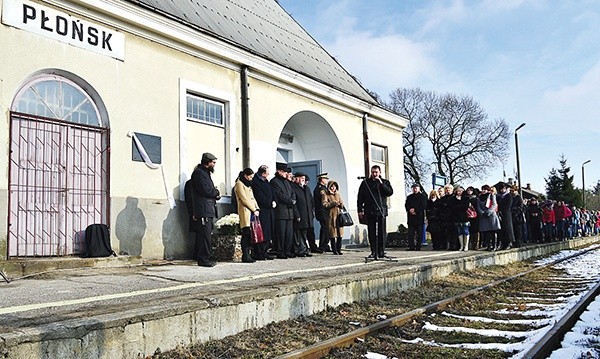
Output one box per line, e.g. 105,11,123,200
305,253,313,257
242,258,256,263
296,253,307,257
286,253,296,258
198,260,215,267
312,248,324,254
276,254,288,259
367,253,376,258
265,255,276,260
406,248,414,251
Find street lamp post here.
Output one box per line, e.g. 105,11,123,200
582,160,591,208
515,123,526,198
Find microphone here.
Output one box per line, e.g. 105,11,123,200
357,176,367,179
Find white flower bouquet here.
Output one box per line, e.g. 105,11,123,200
215,213,240,235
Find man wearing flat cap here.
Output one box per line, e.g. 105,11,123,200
270,162,297,258
313,173,330,252
191,152,220,267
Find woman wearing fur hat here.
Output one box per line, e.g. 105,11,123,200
322,181,345,255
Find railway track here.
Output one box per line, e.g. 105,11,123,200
277,246,600,359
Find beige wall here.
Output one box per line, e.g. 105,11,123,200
0,0,405,259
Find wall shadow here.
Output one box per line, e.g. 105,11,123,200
115,196,146,256
162,202,194,260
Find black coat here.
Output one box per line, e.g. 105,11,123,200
270,174,297,220
511,194,525,225
357,178,393,216
313,183,327,221
191,165,220,218
426,199,442,233
292,183,315,229
405,192,427,226
449,195,470,223
252,175,274,243
526,203,543,224
497,192,514,233
438,195,453,224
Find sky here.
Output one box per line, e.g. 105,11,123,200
277,0,600,194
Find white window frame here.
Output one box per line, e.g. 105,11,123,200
371,143,388,178
179,79,237,200
186,92,225,127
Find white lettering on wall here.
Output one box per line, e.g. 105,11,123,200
2,0,125,60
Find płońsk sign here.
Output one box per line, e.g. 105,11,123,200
2,0,125,60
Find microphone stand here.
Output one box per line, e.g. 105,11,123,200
359,177,397,263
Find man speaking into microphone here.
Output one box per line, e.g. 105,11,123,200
357,165,394,259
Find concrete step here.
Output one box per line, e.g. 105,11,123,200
0,255,143,280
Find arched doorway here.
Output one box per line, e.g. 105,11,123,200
277,111,348,237
8,72,109,257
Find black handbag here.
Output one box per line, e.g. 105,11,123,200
338,208,354,227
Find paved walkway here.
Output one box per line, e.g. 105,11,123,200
0,246,466,329
2,238,599,358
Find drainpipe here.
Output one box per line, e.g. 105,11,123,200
241,66,250,168
362,113,370,177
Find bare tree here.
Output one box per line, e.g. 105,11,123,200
388,88,432,188
388,88,510,186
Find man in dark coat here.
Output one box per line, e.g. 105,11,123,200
304,175,321,253
191,152,220,267
313,173,330,252
526,197,543,243
496,182,514,250
251,165,275,260
270,163,297,258
291,172,313,257
405,183,427,251
509,185,525,247
357,165,394,259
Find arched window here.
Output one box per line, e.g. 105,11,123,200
14,75,103,127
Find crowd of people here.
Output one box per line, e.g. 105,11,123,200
187,153,394,267
405,182,600,252
186,151,598,267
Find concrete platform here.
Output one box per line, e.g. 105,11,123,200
1,237,599,358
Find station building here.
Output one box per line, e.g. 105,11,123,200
0,0,408,260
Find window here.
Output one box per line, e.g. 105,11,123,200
371,144,388,178
186,93,224,126
15,76,101,126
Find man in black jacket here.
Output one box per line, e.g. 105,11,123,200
291,172,313,257
313,173,330,252
357,165,394,259
405,183,427,251
270,163,297,258
251,165,276,260
496,182,514,250
191,152,220,267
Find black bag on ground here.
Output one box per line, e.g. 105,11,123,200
84,224,116,257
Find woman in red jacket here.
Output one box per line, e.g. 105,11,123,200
542,201,555,242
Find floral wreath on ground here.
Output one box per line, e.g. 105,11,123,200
215,213,240,235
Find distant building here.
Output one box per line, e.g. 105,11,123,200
0,0,407,260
